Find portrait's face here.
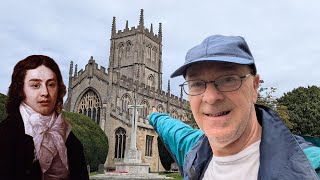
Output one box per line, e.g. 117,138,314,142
186,62,259,149
23,65,58,116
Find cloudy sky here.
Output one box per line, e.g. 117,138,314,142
1,0,319,99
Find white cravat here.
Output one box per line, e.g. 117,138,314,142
20,103,71,174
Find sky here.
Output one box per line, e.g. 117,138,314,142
1,0,320,99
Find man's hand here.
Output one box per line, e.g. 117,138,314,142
152,106,157,113
147,106,157,119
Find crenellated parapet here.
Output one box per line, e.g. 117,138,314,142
144,27,162,45
70,57,109,88
112,24,162,44
111,9,162,44
93,66,109,82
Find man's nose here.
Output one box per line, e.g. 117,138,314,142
202,83,224,104
40,86,49,97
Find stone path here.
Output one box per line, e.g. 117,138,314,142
90,172,172,180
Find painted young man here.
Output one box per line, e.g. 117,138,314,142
148,35,320,179
0,55,89,180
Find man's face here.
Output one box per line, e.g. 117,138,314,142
186,62,260,149
23,65,58,116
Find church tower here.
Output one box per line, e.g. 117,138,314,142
108,9,163,90
64,9,189,171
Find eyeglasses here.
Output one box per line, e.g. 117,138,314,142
181,74,252,96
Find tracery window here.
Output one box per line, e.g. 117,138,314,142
157,104,165,113
77,90,101,124
146,44,152,59
182,112,188,122
126,40,132,56
147,74,154,87
171,109,179,119
152,46,157,61
139,100,149,118
121,94,132,115
114,127,126,159
118,43,125,66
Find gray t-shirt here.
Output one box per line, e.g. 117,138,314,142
202,140,261,180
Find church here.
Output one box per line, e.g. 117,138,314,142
64,9,189,171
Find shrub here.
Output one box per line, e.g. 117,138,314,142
157,136,175,171
278,86,320,136
63,111,108,172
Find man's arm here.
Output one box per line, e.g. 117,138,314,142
295,135,320,175
303,146,320,176
148,110,203,171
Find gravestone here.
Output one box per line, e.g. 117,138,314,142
87,165,90,175
98,164,105,174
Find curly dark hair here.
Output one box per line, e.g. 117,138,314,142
6,55,66,115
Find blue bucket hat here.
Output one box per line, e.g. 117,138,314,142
170,35,257,78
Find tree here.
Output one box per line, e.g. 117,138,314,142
256,81,277,109
157,136,175,171
278,86,320,136
256,80,293,129
63,111,109,172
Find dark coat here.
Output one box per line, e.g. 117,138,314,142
149,105,320,180
0,110,89,180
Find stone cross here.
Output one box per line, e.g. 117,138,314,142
128,90,144,150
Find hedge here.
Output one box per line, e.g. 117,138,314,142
63,111,108,172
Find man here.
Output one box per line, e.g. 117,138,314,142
0,55,89,180
148,35,320,179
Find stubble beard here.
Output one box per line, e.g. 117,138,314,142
207,102,254,154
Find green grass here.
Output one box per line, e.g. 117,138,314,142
159,172,182,180
89,171,99,176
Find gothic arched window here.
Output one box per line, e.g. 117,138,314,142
139,100,150,118
145,135,154,157
118,43,125,66
157,104,165,113
114,127,126,159
77,90,101,124
182,112,188,122
121,94,132,115
146,44,152,59
147,74,154,87
126,40,132,56
152,46,157,61
171,109,179,119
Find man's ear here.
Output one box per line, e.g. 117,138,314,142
252,74,260,103
253,74,260,90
